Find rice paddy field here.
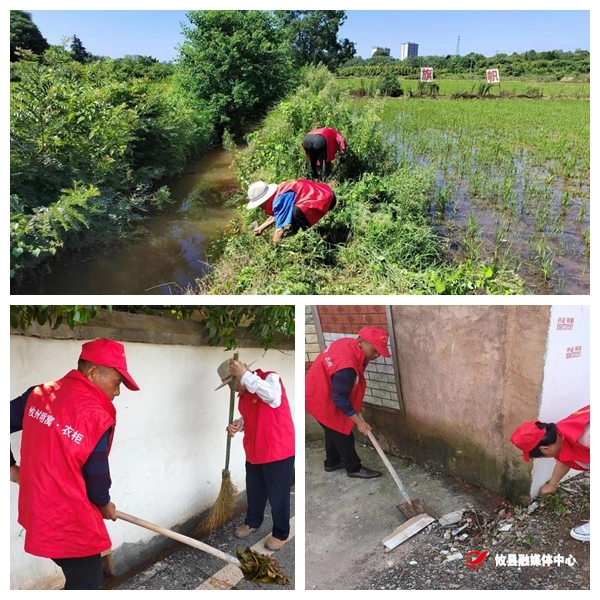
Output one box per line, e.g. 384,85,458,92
340,77,590,99
376,96,590,294
203,69,589,296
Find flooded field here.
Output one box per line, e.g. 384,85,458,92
382,98,590,294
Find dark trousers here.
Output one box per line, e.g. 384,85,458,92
319,422,362,473
290,194,337,233
302,134,329,180
245,455,295,541
51,554,103,590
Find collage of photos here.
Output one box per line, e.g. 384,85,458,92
9,6,590,595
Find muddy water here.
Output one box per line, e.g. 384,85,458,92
16,148,240,295
396,137,590,295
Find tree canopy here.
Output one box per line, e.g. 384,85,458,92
10,305,295,351
275,10,356,71
70,35,91,64
10,10,49,62
177,10,295,137
338,48,590,80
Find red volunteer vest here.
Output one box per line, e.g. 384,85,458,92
264,179,335,227
18,370,116,558
556,405,590,470
308,127,346,162
305,338,367,435
238,370,295,464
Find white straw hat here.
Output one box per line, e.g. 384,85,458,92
246,181,277,209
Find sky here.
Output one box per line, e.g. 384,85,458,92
22,6,591,63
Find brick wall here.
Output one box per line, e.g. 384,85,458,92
304,305,402,411
318,305,388,332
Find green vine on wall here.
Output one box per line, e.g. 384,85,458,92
10,305,295,351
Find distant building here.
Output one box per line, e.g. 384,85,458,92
371,46,391,57
400,42,419,61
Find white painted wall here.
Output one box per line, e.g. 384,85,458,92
531,305,590,497
10,335,295,590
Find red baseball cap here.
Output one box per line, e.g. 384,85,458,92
358,326,391,358
510,421,544,462
79,339,140,391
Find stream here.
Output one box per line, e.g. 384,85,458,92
14,147,239,295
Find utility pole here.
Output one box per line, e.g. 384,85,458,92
456,35,460,56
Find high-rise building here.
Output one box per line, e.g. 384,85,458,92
400,42,419,61
371,46,391,57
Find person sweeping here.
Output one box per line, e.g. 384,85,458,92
10,339,140,590
194,352,241,538
218,357,295,551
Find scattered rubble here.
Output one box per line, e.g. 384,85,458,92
362,472,590,590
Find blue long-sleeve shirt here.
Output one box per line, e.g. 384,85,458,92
10,386,112,507
272,191,297,229
331,367,357,417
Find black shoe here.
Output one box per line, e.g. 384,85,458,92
347,467,382,479
324,462,344,472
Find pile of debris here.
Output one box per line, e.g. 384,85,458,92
366,472,590,590
429,471,590,562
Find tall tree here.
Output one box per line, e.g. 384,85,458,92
176,10,294,137
275,10,356,71
10,10,49,62
70,34,90,63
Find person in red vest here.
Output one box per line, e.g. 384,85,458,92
301,127,347,181
305,327,392,479
216,358,295,551
510,405,590,541
10,339,140,589
247,179,337,243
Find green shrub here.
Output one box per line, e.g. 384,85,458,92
376,72,403,97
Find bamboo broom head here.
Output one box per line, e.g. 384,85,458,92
193,469,237,538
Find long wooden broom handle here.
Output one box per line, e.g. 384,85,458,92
224,351,239,471
116,510,241,567
366,430,413,506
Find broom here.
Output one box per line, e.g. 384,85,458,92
194,351,239,538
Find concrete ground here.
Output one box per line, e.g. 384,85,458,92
104,486,295,590
305,438,508,590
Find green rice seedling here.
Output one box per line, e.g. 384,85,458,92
534,199,551,233
462,212,482,260
583,228,590,256
576,199,587,223
535,238,554,281
436,184,452,215
492,218,513,264
551,215,565,237
554,277,566,294
559,190,571,216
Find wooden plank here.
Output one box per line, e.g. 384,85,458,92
382,514,435,550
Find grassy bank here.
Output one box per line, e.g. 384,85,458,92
197,67,524,295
